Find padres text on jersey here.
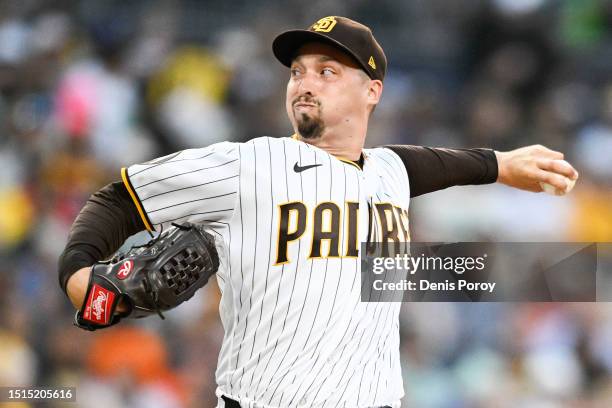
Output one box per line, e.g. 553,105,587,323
123,136,410,408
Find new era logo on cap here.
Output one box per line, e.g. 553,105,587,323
368,56,376,69
272,16,387,82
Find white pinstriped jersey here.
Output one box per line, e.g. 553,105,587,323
124,136,411,408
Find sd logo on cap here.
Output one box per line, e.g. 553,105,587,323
312,16,338,33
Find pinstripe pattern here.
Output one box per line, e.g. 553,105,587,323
124,137,410,408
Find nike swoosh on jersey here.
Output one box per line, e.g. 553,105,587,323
294,162,323,173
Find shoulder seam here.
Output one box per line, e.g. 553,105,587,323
379,147,411,201
226,144,243,226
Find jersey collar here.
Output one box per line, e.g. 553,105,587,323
290,134,364,170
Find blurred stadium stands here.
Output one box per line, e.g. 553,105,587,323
0,0,611,407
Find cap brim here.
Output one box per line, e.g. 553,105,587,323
272,30,370,75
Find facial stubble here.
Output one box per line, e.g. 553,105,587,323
296,107,325,139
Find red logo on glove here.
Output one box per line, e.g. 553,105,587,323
83,284,115,324
116,260,134,280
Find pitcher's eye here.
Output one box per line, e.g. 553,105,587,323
322,68,335,76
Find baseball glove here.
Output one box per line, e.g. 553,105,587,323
74,222,219,331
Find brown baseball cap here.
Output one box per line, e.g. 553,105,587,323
273,16,387,82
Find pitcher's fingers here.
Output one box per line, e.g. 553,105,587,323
536,158,579,180
532,144,564,160
533,169,569,191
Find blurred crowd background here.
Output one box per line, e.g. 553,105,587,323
0,0,611,407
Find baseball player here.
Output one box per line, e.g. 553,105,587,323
59,16,578,408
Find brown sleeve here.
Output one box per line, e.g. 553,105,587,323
57,181,146,294
383,145,498,198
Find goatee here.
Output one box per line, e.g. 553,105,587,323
297,113,325,139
